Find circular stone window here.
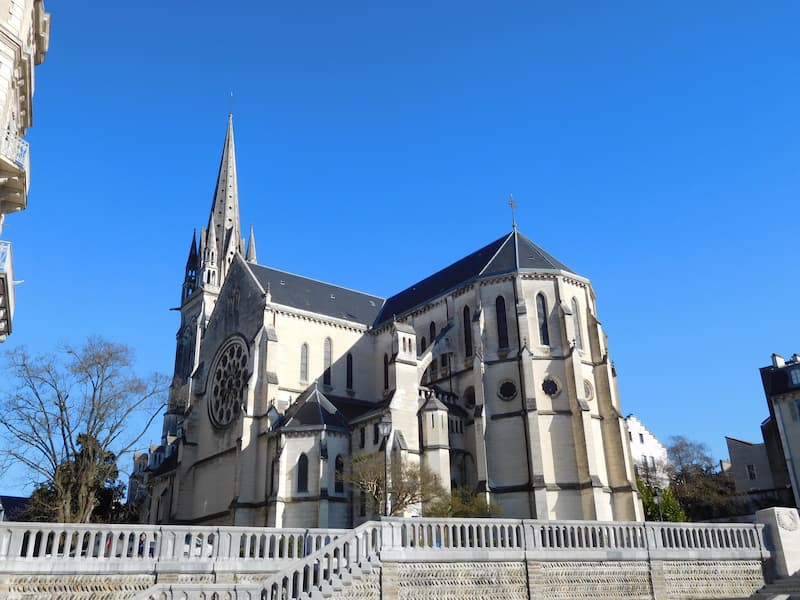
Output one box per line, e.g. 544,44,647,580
583,379,594,401
497,380,518,401
542,378,559,397
209,339,249,428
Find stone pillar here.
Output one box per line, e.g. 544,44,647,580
526,560,543,599
381,562,400,599
648,559,668,600
757,507,800,579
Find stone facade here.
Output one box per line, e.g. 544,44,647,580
0,0,49,341
141,115,645,528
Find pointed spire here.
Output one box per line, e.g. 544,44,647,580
245,224,258,263
186,229,198,269
206,114,241,285
182,229,200,304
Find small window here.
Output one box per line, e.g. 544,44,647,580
572,297,583,351
373,423,379,445
628,431,632,442
420,337,427,353
639,433,644,444
496,296,509,349
359,491,366,517
536,293,550,346
297,453,308,493
747,464,757,481
346,353,353,390
430,322,436,343
359,426,365,449
641,455,647,467
463,306,473,358
300,343,309,383
323,338,332,385
383,354,389,391
335,455,344,493
791,368,800,387
649,456,655,468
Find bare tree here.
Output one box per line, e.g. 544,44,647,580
1,337,167,522
340,453,446,517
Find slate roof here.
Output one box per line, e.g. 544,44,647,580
280,384,351,432
0,495,29,521
250,264,384,326
374,229,572,326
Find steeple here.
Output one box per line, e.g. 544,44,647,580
245,224,257,263
181,229,199,303
202,218,219,290
206,113,242,286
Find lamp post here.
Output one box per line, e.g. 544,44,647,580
378,413,392,517
653,487,663,521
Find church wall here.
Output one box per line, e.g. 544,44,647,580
189,452,237,521
270,310,375,405
280,433,322,528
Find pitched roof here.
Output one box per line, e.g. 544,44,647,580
249,264,384,325
374,229,572,325
280,384,351,431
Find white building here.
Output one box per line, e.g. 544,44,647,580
142,116,644,527
0,0,49,341
625,415,669,488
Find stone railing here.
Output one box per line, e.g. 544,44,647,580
0,521,347,576
0,517,774,600
133,521,382,600
378,517,767,562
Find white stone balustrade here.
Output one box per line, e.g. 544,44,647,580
0,522,347,576
0,516,778,600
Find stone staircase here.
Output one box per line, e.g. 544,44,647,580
131,521,382,600
747,573,800,599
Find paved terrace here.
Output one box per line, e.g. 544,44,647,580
0,509,796,600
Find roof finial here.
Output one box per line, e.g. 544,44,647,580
508,194,517,230
229,91,234,116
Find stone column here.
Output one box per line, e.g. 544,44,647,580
756,507,800,579
381,562,400,599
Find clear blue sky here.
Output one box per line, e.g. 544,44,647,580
3,1,800,491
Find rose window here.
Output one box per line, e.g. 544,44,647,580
209,340,248,428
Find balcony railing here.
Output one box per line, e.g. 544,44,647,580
0,131,30,171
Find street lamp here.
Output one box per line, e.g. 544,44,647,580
653,487,663,521
378,413,392,517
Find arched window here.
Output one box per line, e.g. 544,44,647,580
270,457,279,497
463,306,473,357
383,354,389,391
297,453,308,493
300,343,309,383
572,297,583,350
430,322,436,343
420,337,427,353
346,353,353,390
323,337,332,385
496,296,509,349
335,455,344,494
536,293,550,346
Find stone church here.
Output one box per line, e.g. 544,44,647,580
139,115,644,527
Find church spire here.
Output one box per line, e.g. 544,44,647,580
245,224,258,263
206,113,242,285
182,229,199,303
